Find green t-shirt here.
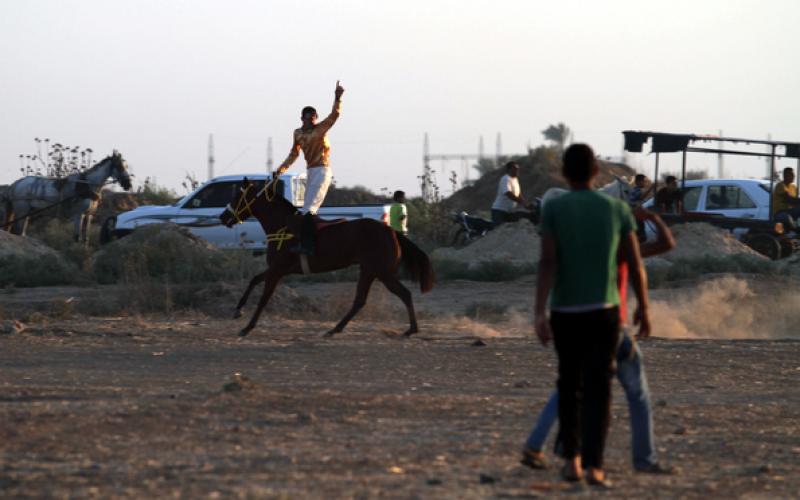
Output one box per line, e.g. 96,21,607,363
540,190,636,309
389,202,407,233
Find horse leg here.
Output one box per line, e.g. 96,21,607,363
378,274,418,336
82,213,93,246
239,270,283,337
326,271,375,337
233,270,268,318
19,216,29,237
73,213,83,242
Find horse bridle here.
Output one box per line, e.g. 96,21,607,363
224,179,280,224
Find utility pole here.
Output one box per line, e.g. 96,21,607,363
496,132,503,166
718,129,724,178
766,133,772,180
207,134,215,181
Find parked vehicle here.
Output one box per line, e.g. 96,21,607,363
449,211,494,247
449,201,539,247
643,178,771,219
643,178,794,259
101,173,392,250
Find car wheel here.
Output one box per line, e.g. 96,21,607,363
744,233,781,260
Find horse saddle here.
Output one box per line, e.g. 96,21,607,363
312,215,347,231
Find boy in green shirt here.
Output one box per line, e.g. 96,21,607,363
534,144,650,487
389,190,408,235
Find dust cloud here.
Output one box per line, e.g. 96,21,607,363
647,276,800,340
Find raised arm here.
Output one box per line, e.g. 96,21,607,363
317,80,344,132
620,231,651,339
636,208,676,258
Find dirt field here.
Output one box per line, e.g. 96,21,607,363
1,279,799,498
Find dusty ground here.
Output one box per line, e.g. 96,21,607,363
1,279,799,498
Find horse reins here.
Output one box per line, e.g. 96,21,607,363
223,179,295,249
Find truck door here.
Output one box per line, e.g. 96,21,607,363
177,180,242,248
703,185,759,218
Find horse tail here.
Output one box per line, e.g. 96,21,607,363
396,232,434,293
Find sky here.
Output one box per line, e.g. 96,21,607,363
1,0,799,197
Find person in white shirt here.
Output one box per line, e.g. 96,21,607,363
491,161,527,226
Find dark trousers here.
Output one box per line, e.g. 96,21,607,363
491,209,524,227
551,307,620,469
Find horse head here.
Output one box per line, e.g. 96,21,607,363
220,177,296,229
220,177,256,228
110,150,132,191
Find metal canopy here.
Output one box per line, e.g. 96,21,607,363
622,130,800,217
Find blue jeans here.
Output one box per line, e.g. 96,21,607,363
524,334,656,469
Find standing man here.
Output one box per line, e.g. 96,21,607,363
389,190,408,235
628,174,652,206
535,144,650,487
276,80,345,255
491,161,526,227
772,167,800,230
654,176,682,214
522,208,674,475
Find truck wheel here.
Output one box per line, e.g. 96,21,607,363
744,233,781,260
779,238,793,259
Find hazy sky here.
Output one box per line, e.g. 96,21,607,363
2,0,799,197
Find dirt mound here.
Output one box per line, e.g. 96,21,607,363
92,224,234,284
0,230,64,259
432,219,540,267
446,146,635,214
663,223,766,261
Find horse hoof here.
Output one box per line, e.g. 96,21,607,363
232,309,243,319
238,329,251,337
403,328,419,337
323,329,339,338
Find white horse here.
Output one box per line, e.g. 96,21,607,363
3,151,132,242
540,175,633,212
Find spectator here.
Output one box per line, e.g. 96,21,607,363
629,174,652,205
772,167,800,230
522,208,675,475
389,190,408,235
491,161,526,226
534,143,650,487
654,176,682,213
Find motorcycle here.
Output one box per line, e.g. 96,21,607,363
449,199,541,247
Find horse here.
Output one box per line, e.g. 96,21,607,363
2,151,132,242
219,177,434,338
540,174,633,211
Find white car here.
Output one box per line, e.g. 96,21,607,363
104,173,392,250
643,178,772,219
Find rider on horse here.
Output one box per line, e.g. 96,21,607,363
276,80,345,255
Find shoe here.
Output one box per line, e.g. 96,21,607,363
520,449,548,470
560,464,582,482
586,476,613,489
636,463,676,475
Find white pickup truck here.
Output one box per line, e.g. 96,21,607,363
643,178,772,219
103,173,392,250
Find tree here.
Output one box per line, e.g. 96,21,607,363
541,123,571,152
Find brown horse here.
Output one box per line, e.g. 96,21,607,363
219,178,434,337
